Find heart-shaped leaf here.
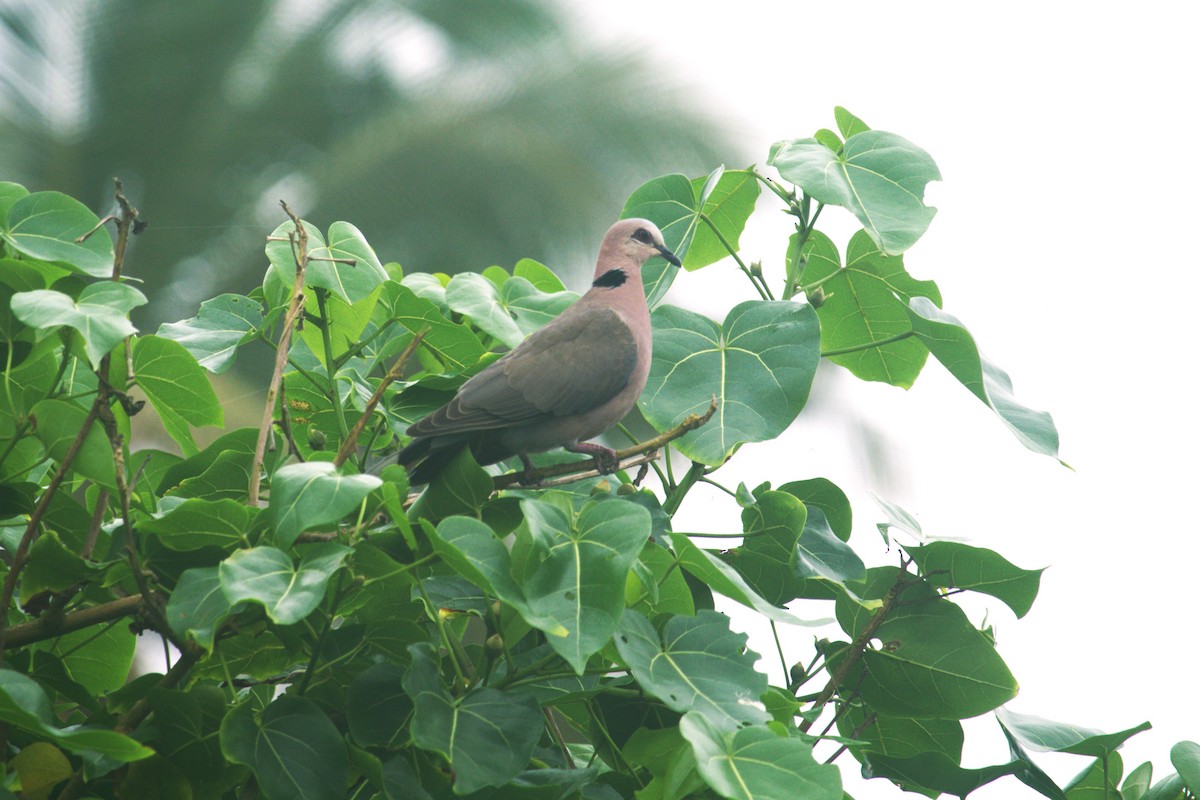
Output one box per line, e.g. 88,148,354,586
615,609,770,730
268,461,381,548
794,229,940,387
905,541,1044,618
641,300,820,465
770,130,940,254
681,712,842,800
219,543,351,625
133,334,223,455
12,282,146,367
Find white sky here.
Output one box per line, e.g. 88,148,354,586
571,1,1200,796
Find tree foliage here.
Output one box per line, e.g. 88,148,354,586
0,109,1195,800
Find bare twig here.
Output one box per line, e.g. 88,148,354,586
333,331,426,469
490,397,718,491
249,201,310,505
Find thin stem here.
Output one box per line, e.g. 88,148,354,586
249,202,310,505
769,621,789,685
699,212,773,300
314,288,351,445
820,330,915,358
296,574,346,695
333,318,397,371
333,331,425,469
698,476,738,498
415,579,467,687
662,461,706,517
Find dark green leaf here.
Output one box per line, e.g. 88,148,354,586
380,282,487,372
2,191,115,276
770,130,940,254
30,399,115,489
641,300,820,465
838,705,963,764
999,716,1069,800
1064,753,1123,800
1122,761,1154,800
906,541,1044,618
21,530,106,599
404,643,542,794
995,708,1151,757
776,478,852,541
268,461,381,548
36,623,137,695
157,293,263,373
615,610,769,729
219,543,351,625
681,712,842,800
346,663,412,749
12,282,146,367
862,752,1021,798
133,334,223,454
836,568,1017,718
166,567,233,650
221,695,349,800
140,497,255,551
907,298,1061,459
408,447,493,520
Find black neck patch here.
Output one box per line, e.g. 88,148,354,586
592,268,628,288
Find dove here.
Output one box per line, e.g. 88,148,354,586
399,218,680,485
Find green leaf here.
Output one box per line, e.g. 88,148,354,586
1143,774,1187,800
776,478,852,541
838,705,963,764
37,623,137,695
309,221,389,303
996,708,1152,758
615,610,769,730
0,670,153,762
2,191,115,276
1171,741,1200,793
519,498,650,672
770,130,941,254
166,567,233,650
427,515,562,635
641,300,820,465
513,258,567,292
30,399,116,489
21,530,106,600
221,695,349,800
157,293,263,373
268,461,381,549
133,334,223,454
299,284,381,367
622,169,761,305
446,272,577,349
670,532,818,626
999,717,1069,800
139,497,255,551
835,568,1017,718
0,181,30,219
219,543,352,625
1122,762,1154,800
146,686,226,782
1065,753,1123,800
380,281,487,372
407,447,494,520
681,713,842,800
346,663,412,749
404,642,542,794
862,752,1022,798
834,106,871,139
795,230,939,387
12,282,146,367
906,298,1061,459
906,541,1044,618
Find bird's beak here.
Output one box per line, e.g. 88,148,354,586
656,245,682,267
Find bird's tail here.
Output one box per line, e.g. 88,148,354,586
397,437,467,486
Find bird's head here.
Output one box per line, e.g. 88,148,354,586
594,219,681,284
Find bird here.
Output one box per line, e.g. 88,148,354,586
398,218,680,485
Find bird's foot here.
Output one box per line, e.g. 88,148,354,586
517,453,542,486
566,442,620,475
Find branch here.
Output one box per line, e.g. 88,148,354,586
249,201,310,505
490,397,718,491
333,330,426,469
2,594,144,649
798,566,911,734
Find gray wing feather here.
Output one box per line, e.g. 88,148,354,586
408,306,637,438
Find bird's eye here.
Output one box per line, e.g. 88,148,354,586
631,228,654,245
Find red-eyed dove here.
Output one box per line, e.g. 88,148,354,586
399,218,680,484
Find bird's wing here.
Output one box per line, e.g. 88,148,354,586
407,305,638,438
